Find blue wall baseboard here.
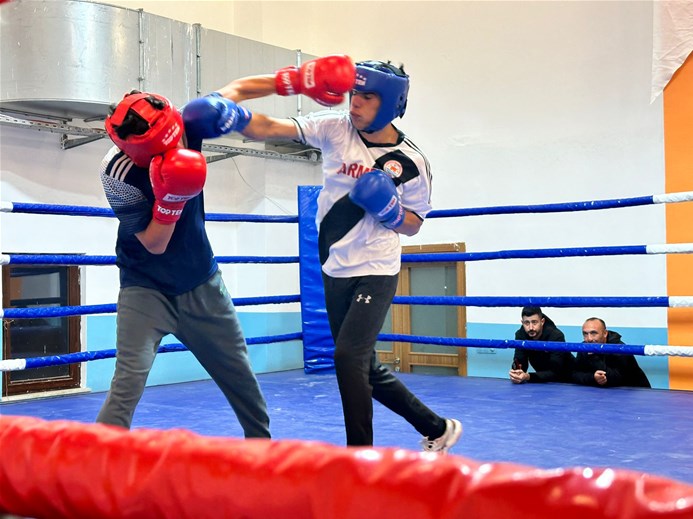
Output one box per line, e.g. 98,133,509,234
85,312,304,393
85,316,671,391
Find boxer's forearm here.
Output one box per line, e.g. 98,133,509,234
216,75,277,104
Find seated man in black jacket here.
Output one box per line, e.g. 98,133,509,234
572,317,651,388
509,306,575,384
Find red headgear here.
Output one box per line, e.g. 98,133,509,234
105,92,183,167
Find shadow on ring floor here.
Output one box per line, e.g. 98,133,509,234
2,369,692,485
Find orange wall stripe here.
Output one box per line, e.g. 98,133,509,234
664,53,693,390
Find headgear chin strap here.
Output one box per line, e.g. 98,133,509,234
353,61,410,133
105,92,183,167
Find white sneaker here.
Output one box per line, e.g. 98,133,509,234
421,418,463,454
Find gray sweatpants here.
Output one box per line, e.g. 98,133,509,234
96,270,270,438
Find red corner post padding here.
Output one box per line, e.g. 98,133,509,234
0,415,691,519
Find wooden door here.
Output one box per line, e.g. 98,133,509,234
376,243,467,375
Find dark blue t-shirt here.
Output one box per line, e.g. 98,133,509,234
99,138,216,296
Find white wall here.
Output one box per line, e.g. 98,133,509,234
0,125,319,311
2,0,667,331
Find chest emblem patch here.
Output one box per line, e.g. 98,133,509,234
383,160,403,178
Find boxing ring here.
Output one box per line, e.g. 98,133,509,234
1,187,693,518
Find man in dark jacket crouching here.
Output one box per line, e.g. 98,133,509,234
572,317,651,388
509,306,575,384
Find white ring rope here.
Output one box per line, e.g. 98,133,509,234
643,345,693,357
668,296,693,307
646,244,693,254
652,191,693,204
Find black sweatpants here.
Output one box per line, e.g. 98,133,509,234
322,273,446,446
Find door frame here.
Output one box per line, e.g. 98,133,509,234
377,243,467,375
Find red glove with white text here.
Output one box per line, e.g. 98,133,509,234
149,149,207,224
275,54,356,106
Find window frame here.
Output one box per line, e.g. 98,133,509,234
2,264,82,396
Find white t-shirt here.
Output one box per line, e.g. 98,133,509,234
294,110,432,278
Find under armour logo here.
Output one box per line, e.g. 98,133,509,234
356,294,372,304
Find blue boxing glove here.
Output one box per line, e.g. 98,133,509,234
182,93,252,139
349,170,405,230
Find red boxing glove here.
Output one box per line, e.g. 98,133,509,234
149,149,207,224
275,54,356,106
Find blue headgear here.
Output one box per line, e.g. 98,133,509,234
353,60,409,133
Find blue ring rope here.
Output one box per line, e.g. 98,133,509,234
7,193,660,220
392,296,671,307
2,295,300,319
2,246,652,266
7,255,116,265
427,195,655,218
4,304,118,318
2,295,674,319
5,255,299,265
8,202,297,223
15,335,653,370
401,245,647,263
5,193,690,367
215,256,299,264
6,246,660,266
205,213,298,223
20,333,303,370
379,334,647,355
9,203,115,217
